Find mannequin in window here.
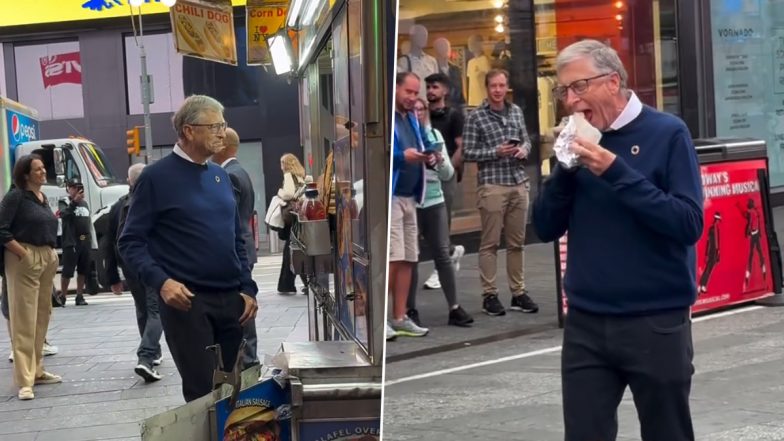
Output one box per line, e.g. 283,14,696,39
433,37,466,109
466,35,491,106
397,24,438,98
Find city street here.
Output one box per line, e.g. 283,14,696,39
383,207,784,441
383,304,784,440
0,254,307,441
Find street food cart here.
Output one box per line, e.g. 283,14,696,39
140,0,390,439
554,138,783,327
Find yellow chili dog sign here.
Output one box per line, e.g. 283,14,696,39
170,0,238,65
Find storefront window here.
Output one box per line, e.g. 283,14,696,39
710,1,784,187
397,0,679,234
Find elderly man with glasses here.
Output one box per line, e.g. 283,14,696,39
119,95,258,403
533,40,703,441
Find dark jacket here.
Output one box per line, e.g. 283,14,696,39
106,192,131,285
224,158,257,269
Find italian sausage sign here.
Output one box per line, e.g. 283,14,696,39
170,0,238,65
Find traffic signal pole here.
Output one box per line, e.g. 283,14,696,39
138,10,152,164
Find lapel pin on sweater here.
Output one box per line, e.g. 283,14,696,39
631,145,640,155
215,176,221,183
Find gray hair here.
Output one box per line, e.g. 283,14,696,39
556,39,628,89
128,163,146,186
172,95,224,138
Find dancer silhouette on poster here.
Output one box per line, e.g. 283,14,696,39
699,212,721,295
742,198,766,290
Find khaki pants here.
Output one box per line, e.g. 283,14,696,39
5,244,58,388
477,183,530,296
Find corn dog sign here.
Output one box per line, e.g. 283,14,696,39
170,0,238,65
246,1,288,65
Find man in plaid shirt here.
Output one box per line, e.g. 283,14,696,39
463,68,539,317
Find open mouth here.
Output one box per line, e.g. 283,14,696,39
581,109,594,124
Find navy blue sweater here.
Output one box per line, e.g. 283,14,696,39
118,153,258,297
533,106,703,314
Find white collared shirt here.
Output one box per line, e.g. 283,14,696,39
608,91,643,131
219,157,236,168
173,144,208,165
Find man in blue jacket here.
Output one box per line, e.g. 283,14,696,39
388,72,433,340
119,95,258,402
533,40,703,441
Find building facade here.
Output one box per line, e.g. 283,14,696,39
396,0,784,240
0,1,301,246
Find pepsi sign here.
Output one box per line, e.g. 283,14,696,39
5,110,39,165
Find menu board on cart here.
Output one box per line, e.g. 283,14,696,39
556,159,776,320
215,378,292,441
299,418,380,441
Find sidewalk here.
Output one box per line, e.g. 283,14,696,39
387,206,784,361
0,254,307,441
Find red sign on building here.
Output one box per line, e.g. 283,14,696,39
40,52,82,88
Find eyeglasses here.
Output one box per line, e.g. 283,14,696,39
187,122,227,134
552,73,614,100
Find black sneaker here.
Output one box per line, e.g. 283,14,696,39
134,362,162,383
510,291,539,313
406,308,422,327
448,306,474,327
75,294,88,306
482,294,506,316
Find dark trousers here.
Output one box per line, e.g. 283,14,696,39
699,255,718,287
562,307,695,441
121,262,162,364
441,174,458,254
277,225,304,292
242,261,258,368
407,203,458,310
159,291,244,402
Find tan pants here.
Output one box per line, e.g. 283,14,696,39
5,244,58,387
477,183,530,296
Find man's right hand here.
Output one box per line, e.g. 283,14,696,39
404,148,428,164
160,279,195,311
496,141,518,157
111,282,124,295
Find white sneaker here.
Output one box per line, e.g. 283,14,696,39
451,245,465,272
152,355,163,366
391,316,429,337
8,352,12,363
135,363,163,382
43,342,58,356
385,322,397,341
423,270,441,290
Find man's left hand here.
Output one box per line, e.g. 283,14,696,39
239,293,258,326
513,147,528,160
570,137,616,176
